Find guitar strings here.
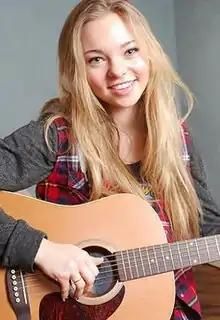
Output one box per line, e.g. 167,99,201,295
98,236,217,262
10,241,217,282
9,243,217,292
9,237,216,281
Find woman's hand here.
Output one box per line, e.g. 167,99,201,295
34,238,103,301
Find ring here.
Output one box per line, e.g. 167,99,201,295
74,277,82,284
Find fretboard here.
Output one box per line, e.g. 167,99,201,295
116,234,220,282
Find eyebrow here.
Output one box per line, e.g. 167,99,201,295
84,40,136,55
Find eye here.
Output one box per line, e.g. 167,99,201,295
125,47,139,56
88,56,104,64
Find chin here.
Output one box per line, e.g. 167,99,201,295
114,97,142,109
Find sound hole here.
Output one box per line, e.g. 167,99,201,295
83,245,118,297
39,245,124,319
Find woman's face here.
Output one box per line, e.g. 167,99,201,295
81,13,149,110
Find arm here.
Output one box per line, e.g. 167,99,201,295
0,119,103,299
0,207,46,271
0,119,57,270
0,120,57,191
188,133,220,236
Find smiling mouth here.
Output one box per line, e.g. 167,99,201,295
108,80,136,90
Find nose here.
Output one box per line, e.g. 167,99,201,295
107,57,127,78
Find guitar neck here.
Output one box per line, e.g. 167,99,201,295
116,234,220,282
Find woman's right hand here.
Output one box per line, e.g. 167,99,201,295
34,238,103,301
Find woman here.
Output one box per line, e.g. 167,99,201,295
1,0,220,318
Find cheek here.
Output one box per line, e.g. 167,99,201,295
87,70,105,93
129,58,149,80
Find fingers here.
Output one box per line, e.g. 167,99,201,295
56,252,104,301
93,256,104,266
71,273,86,299
79,263,96,293
86,259,99,277
69,256,102,298
58,272,71,301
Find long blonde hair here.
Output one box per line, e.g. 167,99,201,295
40,0,201,241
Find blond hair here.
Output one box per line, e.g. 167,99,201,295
40,0,201,241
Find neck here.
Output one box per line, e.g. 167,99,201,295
106,104,146,164
107,104,143,132
115,234,220,282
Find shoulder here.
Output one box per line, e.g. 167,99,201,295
47,117,71,155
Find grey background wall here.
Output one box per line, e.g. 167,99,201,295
0,0,220,205
174,0,220,205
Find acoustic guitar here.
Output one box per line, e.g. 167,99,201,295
0,191,219,319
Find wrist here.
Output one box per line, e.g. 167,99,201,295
34,238,49,266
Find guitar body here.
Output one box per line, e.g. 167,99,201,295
0,191,175,320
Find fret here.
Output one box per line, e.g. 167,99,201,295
169,242,183,269
145,247,153,276
115,251,127,282
186,241,198,266
195,240,201,264
141,247,154,277
168,243,175,270
153,245,167,273
136,248,146,278
126,250,133,280
177,242,184,267
153,246,160,273
197,238,210,264
186,241,199,266
204,237,211,261
147,246,159,275
204,236,220,262
161,244,174,271
185,241,192,265
215,236,220,259
130,249,139,279
175,240,191,268
120,251,127,281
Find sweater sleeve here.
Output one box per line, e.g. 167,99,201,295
0,120,57,191
0,120,57,270
187,132,220,236
0,207,47,271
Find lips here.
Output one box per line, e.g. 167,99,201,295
108,80,136,90
107,79,137,97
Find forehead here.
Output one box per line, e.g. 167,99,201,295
81,13,134,51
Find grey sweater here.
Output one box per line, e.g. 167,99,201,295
1,120,220,272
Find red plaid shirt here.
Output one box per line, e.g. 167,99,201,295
36,118,202,320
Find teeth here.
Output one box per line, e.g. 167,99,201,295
112,81,133,90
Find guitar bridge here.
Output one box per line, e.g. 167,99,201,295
6,268,31,320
